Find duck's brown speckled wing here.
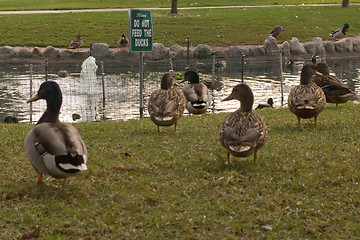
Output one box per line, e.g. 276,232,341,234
148,89,185,126
288,83,326,119
219,110,267,158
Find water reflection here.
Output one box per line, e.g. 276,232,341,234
0,57,359,123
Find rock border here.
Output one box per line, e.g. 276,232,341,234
1,35,359,64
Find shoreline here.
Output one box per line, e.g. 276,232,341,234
0,35,360,65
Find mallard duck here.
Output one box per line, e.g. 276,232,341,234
288,63,326,125
255,98,274,110
69,34,83,50
270,24,285,38
287,58,305,72
57,69,69,78
117,34,129,52
313,62,355,107
204,76,224,90
181,70,212,115
219,84,268,164
24,81,87,184
148,72,185,132
4,116,19,123
330,23,349,40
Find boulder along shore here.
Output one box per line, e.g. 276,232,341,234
0,35,360,65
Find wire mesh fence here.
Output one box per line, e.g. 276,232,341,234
1,54,360,123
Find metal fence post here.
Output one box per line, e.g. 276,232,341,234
279,50,284,107
211,54,216,113
45,59,48,81
29,64,33,123
241,53,245,83
139,52,144,119
101,61,106,120
186,36,190,70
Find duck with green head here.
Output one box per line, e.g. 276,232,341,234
219,84,268,164
24,81,87,184
330,23,349,40
288,63,326,125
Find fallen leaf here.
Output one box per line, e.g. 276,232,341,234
22,229,40,239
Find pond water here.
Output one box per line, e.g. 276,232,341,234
1,56,359,123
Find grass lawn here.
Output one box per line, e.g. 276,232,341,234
0,5,359,48
0,0,360,11
1,102,360,239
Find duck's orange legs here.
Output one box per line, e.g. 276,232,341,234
37,174,43,185
254,151,258,163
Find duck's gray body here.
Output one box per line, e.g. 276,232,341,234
182,82,211,115
24,122,87,179
24,81,88,183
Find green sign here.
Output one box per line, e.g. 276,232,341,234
129,9,153,52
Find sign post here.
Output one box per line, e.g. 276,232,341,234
129,9,153,119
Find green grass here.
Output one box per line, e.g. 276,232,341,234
0,0,359,11
0,5,359,48
1,102,360,239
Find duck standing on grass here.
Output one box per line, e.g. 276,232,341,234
219,84,268,164
148,72,185,132
288,63,326,125
312,62,355,107
330,23,349,40
24,81,87,185
69,34,83,51
181,70,212,115
270,24,285,38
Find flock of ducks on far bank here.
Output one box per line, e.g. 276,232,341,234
65,21,348,53
20,58,357,184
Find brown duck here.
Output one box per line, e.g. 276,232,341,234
219,84,268,164
288,63,326,125
148,72,185,132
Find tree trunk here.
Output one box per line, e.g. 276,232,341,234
342,0,349,8
170,0,178,14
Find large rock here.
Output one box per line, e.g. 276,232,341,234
145,43,168,60
59,50,73,59
169,45,186,59
353,38,360,52
324,41,335,53
290,37,306,55
91,43,110,59
212,50,227,58
264,35,279,55
112,50,139,61
334,38,352,52
18,48,33,58
194,44,212,58
312,37,325,54
42,46,59,59
0,46,17,59
248,46,265,57
281,41,290,56
228,46,249,58
304,42,316,54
